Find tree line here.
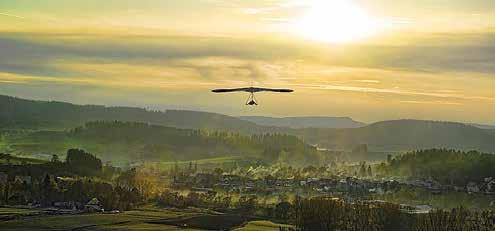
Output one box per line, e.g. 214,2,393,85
69,121,319,164
0,149,147,210
293,197,495,231
378,149,495,185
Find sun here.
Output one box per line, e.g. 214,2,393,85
293,0,379,43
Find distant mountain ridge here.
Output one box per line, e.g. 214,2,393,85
468,123,495,130
1,94,494,153
239,116,366,129
0,95,268,133
295,119,495,152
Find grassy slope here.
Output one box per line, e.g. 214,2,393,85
0,155,47,165
94,223,199,231
0,206,292,231
234,220,294,231
0,206,199,231
156,156,243,170
2,133,252,168
4,95,495,154
0,121,316,167
0,207,41,217
0,131,228,166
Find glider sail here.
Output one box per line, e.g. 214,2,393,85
212,87,294,106
212,87,294,93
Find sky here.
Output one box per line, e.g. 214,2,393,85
0,0,494,124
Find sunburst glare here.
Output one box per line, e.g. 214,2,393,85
293,0,382,43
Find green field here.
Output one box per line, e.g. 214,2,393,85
234,220,294,231
91,223,199,231
1,133,251,168
0,206,291,231
156,156,244,170
0,206,198,231
159,156,242,165
0,155,47,165
0,207,41,218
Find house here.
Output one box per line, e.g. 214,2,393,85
466,182,480,193
400,204,432,214
415,205,433,214
486,179,495,193
85,198,103,212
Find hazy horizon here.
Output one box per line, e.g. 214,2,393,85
1,0,495,124
2,93,495,126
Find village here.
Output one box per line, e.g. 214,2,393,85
168,163,495,195
167,164,495,213
2,162,495,215
0,172,111,216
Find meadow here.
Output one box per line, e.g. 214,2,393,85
0,205,289,231
234,220,294,231
155,156,244,170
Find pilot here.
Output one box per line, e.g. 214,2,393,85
246,100,258,106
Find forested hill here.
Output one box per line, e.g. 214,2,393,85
4,121,319,165
0,95,270,132
295,120,495,152
2,95,495,153
381,149,495,185
239,116,366,128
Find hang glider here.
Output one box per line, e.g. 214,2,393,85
212,87,294,106
212,87,294,93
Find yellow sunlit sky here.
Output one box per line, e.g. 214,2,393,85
0,0,494,124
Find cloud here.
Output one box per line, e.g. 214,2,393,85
0,12,26,20
400,100,462,106
0,0,493,123
2,31,495,76
353,79,381,83
293,83,495,103
0,31,494,113
241,7,278,15
0,80,22,84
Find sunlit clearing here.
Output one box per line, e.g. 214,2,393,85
294,0,380,43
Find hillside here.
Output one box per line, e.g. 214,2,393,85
0,95,269,133
468,123,495,130
0,153,47,165
295,120,495,152
239,116,366,129
2,121,319,165
1,95,495,153
380,149,495,185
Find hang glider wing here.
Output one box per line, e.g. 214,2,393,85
212,87,293,93
256,88,294,93
212,88,250,93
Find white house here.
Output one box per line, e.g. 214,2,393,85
486,179,495,193
466,182,480,193
85,198,103,212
